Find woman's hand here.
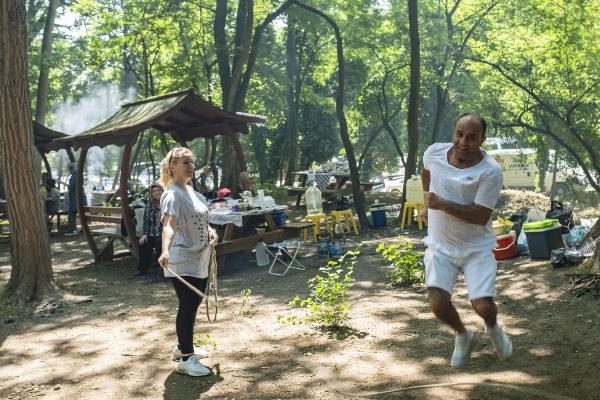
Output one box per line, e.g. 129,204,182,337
158,250,169,269
139,234,147,245
208,227,219,245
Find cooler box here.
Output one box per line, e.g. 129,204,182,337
523,219,564,259
271,211,287,227
493,232,517,261
370,205,386,228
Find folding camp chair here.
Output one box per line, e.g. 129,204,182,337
265,239,306,276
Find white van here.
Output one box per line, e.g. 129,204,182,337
485,138,566,191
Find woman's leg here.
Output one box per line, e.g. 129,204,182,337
137,239,153,273
171,276,208,356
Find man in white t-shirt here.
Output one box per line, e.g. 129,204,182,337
421,113,512,367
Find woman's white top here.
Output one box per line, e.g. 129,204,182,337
160,183,211,278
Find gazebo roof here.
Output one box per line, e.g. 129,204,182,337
57,89,266,149
33,121,71,153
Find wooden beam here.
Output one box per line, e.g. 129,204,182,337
119,142,139,260
66,148,76,162
77,148,99,259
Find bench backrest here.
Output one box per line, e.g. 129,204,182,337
84,206,123,225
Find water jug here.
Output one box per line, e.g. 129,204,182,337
305,184,323,215
255,241,270,266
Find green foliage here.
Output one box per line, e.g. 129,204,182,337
281,250,358,328
193,333,217,351
376,242,424,287
238,288,255,317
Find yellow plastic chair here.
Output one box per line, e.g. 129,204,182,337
303,213,333,242
402,176,425,230
330,209,358,235
401,202,424,230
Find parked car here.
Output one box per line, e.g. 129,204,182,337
370,171,405,194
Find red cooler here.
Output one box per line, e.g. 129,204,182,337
493,232,517,260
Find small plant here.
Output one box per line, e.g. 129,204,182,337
377,242,424,287
193,333,217,351
281,250,358,328
238,288,255,317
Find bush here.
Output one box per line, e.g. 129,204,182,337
281,251,358,328
377,242,424,287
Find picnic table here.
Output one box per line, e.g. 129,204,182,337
209,206,310,260
285,171,375,207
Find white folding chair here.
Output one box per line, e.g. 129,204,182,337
265,239,306,276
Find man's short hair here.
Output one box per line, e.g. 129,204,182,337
456,113,487,136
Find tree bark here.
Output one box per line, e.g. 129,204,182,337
34,0,58,125
404,0,420,200
1,0,56,302
292,1,370,228
284,12,299,186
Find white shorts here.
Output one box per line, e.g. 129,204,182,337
424,248,497,299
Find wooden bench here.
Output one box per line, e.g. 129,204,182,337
84,206,133,261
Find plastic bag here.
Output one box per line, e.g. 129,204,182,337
517,229,529,255
526,208,546,223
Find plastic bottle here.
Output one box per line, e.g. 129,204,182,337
305,183,323,215
255,241,270,266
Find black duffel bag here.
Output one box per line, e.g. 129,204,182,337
546,200,574,231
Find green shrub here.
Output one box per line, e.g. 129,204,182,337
377,242,424,287
280,250,358,328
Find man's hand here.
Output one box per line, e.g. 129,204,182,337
139,234,147,245
421,207,428,224
424,191,446,210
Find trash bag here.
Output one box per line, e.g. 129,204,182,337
546,200,575,231
527,208,546,223
551,249,568,268
334,196,352,211
517,229,529,256
509,213,528,238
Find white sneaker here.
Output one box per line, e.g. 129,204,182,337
450,329,476,367
172,344,209,361
176,355,211,377
486,323,513,360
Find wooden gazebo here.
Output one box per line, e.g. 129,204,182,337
33,121,76,174
53,88,265,261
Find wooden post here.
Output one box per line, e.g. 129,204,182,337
66,148,75,163
77,147,99,259
120,142,139,259
41,153,52,178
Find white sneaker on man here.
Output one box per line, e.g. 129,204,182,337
172,344,209,361
176,355,211,377
485,323,513,360
450,329,476,367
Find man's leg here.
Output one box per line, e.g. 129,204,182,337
464,251,512,360
427,287,466,333
470,297,497,328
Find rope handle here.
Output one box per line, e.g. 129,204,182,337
494,233,517,252
165,244,218,322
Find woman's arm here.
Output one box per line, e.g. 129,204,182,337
158,214,177,268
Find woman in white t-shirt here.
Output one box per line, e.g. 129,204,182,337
157,147,219,377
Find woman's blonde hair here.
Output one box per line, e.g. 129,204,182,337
160,147,194,187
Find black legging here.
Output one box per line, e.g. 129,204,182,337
171,276,208,355
137,236,161,273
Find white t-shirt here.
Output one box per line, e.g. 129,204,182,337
160,184,211,279
423,143,503,256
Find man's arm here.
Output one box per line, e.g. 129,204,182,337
424,192,492,226
422,168,430,191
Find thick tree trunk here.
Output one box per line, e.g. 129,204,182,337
292,1,370,228
1,0,56,302
34,0,58,125
284,12,299,186
403,0,420,200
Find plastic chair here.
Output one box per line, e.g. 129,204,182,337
330,209,358,235
266,240,306,276
303,213,333,242
401,202,424,230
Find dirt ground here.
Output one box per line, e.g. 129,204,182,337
1,195,599,400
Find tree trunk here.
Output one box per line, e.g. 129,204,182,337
292,1,370,228
1,0,56,302
284,12,299,186
34,0,58,125
403,0,420,200
587,218,600,273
